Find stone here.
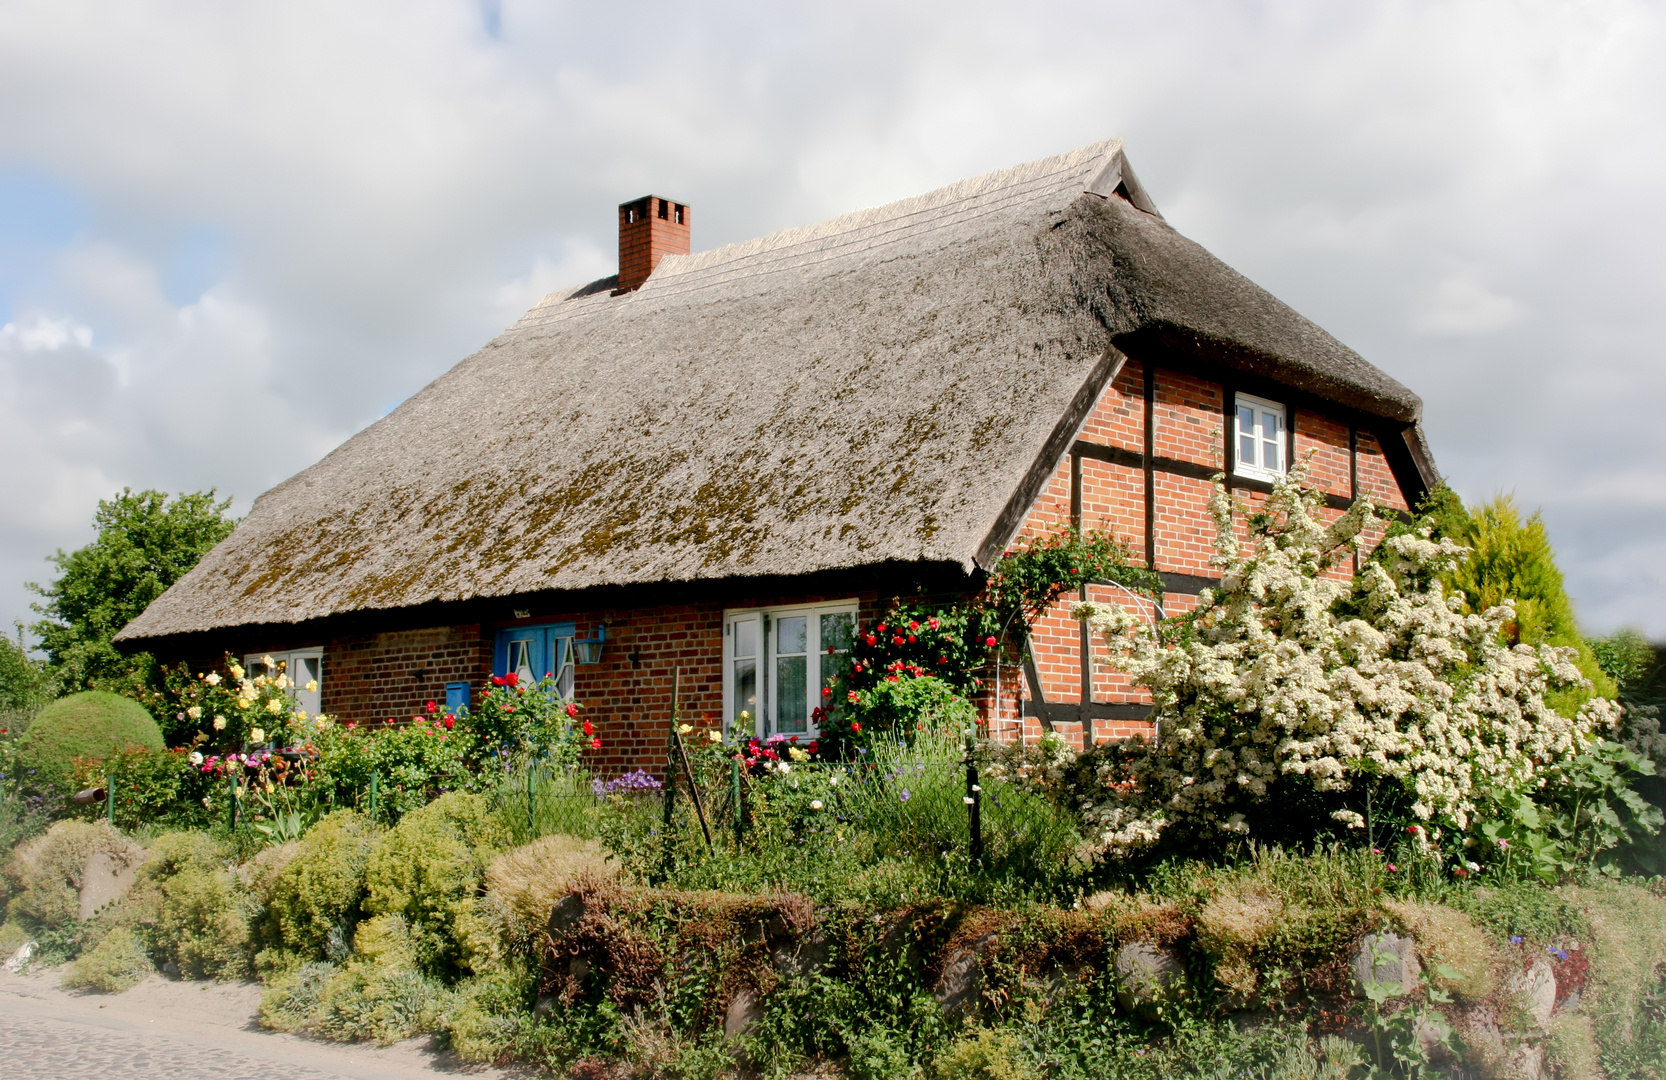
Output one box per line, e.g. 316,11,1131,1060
1352,931,1421,998
547,892,587,937
772,937,829,978
77,849,142,922
1505,957,1557,1028
724,988,763,1041
934,933,997,1017
533,995,561,1020
1114,941,1182,1010
3,940,37,972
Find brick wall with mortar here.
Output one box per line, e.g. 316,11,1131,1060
1015,361,1421,749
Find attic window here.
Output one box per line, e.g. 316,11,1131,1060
1233,393,1286,481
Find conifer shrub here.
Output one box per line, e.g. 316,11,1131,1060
258,810,374,968
16,691,163,794
444,958,537,1063
483,834,617,951
62,925,153,992
929,1028,1039,1080
364,792,506,976
263,914,446,1044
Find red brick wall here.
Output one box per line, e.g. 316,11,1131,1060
1012,360,1422,747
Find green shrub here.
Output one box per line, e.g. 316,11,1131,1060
258,810,374,966
312,719,478,822
930,1028,1039,1080
444,958,536,1063
62,926,153,992
1,818,141,929
269,914,446,1044
69,747,215,831
16,691,163,794
364,792,504,976
134,830,251,979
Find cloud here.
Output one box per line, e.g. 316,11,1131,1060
0,0,1663,639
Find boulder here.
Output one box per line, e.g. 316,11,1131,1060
3,941,37,973
1114,941,1182,1010
547,891,588,938
724,987,763,1041
934,933,998,1017
1352,931,1421,998
1505,957,1557,1028
77,848,143,922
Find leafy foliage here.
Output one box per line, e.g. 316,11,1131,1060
28,488,236,693
983,524,1162,642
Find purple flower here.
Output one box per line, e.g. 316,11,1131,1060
594,769,664,796
900,789,911,802
1510,936,1524,945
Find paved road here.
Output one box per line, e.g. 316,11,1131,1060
0,966,512,1080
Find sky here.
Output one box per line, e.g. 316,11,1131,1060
1,0,1663,643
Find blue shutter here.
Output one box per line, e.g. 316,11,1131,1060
494,623,577,679
444,682,470,715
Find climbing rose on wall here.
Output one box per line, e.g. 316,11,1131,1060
1071,461,1621,857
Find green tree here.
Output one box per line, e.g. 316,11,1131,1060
0,624,53,729
1409,487,1615,709
29,489,237,693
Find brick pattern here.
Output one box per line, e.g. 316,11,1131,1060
1294,410,1352,497
1153,370,1224,468
617,196,691,292
1356,430,1409,511
323,625,489,726
1078,362,1144,452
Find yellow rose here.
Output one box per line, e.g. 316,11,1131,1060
212,715,227,730
788,747,809,762
262,655,275,668
250,727,266,744
315,717,329,732
228,663,243,680
677,723,693,735
707,729,721,743
305,680,318,694
204,673,222,687
186,705,202,720
266,698,283,715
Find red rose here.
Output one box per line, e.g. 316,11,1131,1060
345,722,357,730
887,675,899,683
490,675,504,687
590,737,601,749
583,720,593,736
443,716,454,730
928,618,939,630
821,687,832,697
984,636,997,647
877,623,887,633
851,722,862,733
504,672,520,687
425,701,437,713
907,635,915,643
385,717,394,724
847,690,859,702
808,741,819,754
892,636,905,646
566,703,579,717
865,635,877,646
908,620,919,631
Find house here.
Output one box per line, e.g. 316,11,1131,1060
113,139,1437,771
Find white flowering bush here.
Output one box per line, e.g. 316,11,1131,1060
1070,463,1623,860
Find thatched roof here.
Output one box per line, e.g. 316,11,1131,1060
117,139,1430,643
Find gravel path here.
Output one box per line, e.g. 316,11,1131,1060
0,965,516,1080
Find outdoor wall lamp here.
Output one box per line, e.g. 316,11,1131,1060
574,623,608,665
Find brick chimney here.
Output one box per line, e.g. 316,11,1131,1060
616,195,690,293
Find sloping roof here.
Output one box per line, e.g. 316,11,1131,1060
118,139,1428,643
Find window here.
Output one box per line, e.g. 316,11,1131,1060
244,649,323,717
493,622,576,697
1233,393,1286,480
724,602,857,741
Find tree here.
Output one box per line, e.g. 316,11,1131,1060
0,624,53,729
29,489,237,692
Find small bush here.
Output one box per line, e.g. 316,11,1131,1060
484,834,616,949
1386,899,1498,1001
931,1028,1039,1080
1,818,141,928
444,958,536,1063
16,691,163,794
365,792,504,976
258,810,374,966
1545,1012,1602,1080
278,915,446,1045
135,830,251,979
62,926,153,992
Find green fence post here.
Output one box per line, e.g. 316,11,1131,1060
526,761,536,837
105,772,115,826
227,772,238,831
369,770,379,825
731,755,743,850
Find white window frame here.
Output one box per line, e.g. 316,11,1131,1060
244,648,324,717
1233,393,1288,482
722,600,858,743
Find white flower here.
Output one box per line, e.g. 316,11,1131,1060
188,751,203,766
204,673,222,686
262,655,275,668
963,796,976,805
828,775,840,787
212,715,227,731
777,762,791,775
810,799,824,810
250,727,266,744
186,705,202,721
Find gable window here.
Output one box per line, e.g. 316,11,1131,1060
1233,393,1286,481
493,622,576,698
724,602,856,742
244,649,323,717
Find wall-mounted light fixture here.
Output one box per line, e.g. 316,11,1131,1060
573,623,608,665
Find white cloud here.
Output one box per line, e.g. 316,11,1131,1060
0,0,1663,638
